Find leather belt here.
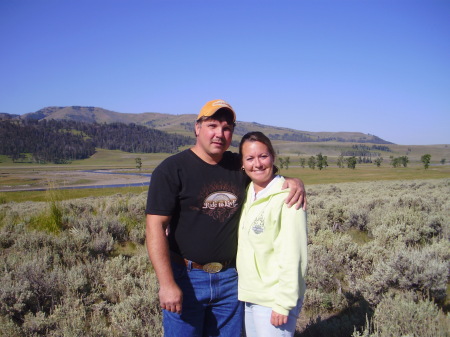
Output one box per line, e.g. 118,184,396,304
170,252,233,274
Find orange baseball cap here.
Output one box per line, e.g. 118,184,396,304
196,99,236,123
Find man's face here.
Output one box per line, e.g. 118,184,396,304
195,118,234,160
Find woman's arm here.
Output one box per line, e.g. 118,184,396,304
272,204,308,319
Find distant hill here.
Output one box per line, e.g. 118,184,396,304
14,106,394,144
0,112,20,120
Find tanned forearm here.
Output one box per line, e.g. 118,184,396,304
146,214,183,314
282,177,307,210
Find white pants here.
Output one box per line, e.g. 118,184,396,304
244,297,303,337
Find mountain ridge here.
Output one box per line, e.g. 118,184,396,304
5,106,393,144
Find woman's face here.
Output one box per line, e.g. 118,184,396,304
241,140,275,189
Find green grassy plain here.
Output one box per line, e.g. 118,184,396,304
1,148,449,203
0,186,148,203
280,164,450,185
1,164,449,203
0,149,171,170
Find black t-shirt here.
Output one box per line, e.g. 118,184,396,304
146,149,248,264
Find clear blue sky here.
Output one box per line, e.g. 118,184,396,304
1,0,449,145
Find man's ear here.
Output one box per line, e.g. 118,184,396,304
194,122,201,137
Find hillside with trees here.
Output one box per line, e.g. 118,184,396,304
0,119,193,164
3,106,394,144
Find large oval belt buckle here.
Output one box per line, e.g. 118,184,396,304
203,262,223,273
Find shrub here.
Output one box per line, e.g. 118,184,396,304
1,180,448,336
359,244,449,305
352,291,450,337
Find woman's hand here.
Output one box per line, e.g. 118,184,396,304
271,310,288,326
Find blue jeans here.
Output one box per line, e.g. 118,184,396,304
244,297,303,337
163,261,244,337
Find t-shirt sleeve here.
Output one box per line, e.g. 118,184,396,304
145,161,180,215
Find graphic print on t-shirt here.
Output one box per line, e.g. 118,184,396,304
200,181,240,222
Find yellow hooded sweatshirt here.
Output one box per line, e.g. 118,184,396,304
237,176,308,316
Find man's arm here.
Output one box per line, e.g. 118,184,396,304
146,214,183,314
282,177,307,210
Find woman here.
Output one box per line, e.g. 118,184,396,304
237,131,308,337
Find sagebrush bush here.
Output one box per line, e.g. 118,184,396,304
352,291,450,337
1,180,449,336
303,178,449,335
359,243,449,305
0,191,162,336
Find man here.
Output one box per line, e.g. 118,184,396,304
146,99,306,336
